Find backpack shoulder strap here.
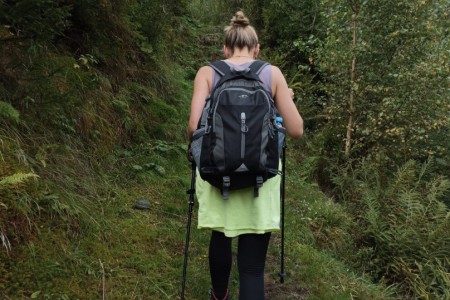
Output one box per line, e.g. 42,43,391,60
210,60,266,89
248,60,270,76
210,60,270,77
209,60,234,90
209,60,231,77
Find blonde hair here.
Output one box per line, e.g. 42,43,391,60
223,11,258,54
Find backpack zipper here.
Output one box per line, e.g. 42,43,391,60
241,112,248,160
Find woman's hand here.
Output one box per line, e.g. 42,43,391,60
288,88,295,100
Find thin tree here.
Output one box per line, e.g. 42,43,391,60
345,0,359,156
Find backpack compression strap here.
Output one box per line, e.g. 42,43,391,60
221,175,264,200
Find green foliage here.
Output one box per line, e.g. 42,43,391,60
314,0,449,163
0,100,19,123
262,0,323,47
12,52,100,135
334,159,450,298
0,172,38,252
1,0,189,298
146,98,180,137
111,80,184,143
130,0,187,48
0,0,448,299
65,0,140,83
284,244,396,300
0,172,38,187
0,0,72,42
188,0,238,26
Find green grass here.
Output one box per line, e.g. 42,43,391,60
0,48,401,299
2,138,399,299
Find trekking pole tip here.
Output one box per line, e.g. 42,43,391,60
279,271,286,283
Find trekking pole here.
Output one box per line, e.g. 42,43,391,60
181,161,196,299
279,136,287,283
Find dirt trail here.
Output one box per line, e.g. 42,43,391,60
264,274,309,300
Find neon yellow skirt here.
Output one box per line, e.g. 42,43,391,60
196,170,281,238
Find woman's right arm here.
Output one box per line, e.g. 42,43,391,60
188,66,212,141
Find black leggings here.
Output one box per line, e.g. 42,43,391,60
209,230,271,300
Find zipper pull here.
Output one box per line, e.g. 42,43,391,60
241,112,248,132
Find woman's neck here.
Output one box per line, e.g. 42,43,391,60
227,52,254,64
231,54,252,58
231,50,253,58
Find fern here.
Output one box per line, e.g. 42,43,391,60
0,172,39,187
0,101,20,123
339,160,450,298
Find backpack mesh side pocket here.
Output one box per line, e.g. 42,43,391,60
191,127,206,168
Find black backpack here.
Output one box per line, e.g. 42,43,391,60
191,60,285,199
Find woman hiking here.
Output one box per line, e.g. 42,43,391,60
188,11,303,300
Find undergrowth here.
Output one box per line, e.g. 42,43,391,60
1,1,448,299
332,158,450,299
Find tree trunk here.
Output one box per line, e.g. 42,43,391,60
345,12,358,156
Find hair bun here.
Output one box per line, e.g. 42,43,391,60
231,11,250,27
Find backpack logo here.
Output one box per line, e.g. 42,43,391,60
190,60,285,199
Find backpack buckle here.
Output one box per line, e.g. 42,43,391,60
222,176,231,200
254,176,264,197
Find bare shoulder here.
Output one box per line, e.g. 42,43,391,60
196,65,213,78
270,65,283,76
270,65,289,96
193,65,213,92
270,65,287,84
